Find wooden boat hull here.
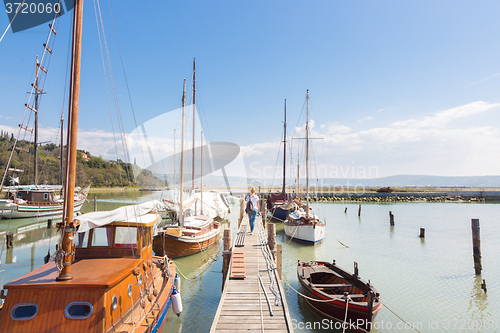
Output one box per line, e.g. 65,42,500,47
297,261,382,333
153,228,220,258
268,205,289,222
284,220,325,243
0,197,86,218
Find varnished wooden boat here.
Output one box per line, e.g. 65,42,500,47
297,260,382,333
0,203,177,332
153,214,220,258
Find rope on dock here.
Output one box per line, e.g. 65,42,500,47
257,219,281,306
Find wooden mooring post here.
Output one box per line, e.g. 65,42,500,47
262,199,267,229
344,207,347,214
358,204,361,217
389,211,394,225
277,243,282,279
419,228,425,238
238,199,245,229
94,195,97,211
472,219,482,275
222,229,232,289
267,223,276,261
6,232,13,249
47,219,52,229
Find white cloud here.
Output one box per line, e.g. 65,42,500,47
358,116,374,123
239,101,500,178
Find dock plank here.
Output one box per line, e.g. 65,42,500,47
210,215,293,333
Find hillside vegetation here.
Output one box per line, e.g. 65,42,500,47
0,134,166,188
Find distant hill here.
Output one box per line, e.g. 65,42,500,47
158,173,500,188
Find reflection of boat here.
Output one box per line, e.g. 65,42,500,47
153,79,220,259
297,261,382,333
0,3,177,331
284,91,325,243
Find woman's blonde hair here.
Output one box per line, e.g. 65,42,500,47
250,187,256,194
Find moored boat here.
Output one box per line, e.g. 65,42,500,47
284,90,326,243
0,202,178,332
297,260,382,332
153,214,221,258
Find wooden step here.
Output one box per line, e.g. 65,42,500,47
235,226,247,247
230,251,246,279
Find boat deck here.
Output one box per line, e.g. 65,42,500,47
210,215,294,333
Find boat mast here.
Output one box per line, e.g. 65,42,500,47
57,0,84,281
297,159,300,201
180,79,186,228
306,90,309,216
191,58,196,191
60,113,64,186
34,56,39,186
173,129,176,187
282,99,286,198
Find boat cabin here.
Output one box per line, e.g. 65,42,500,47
7,188,56,203
0,209,168,333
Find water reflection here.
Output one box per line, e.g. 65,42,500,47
468,275,491,325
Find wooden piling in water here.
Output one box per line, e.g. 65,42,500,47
94,195,97,211
47,219,52,229
358,204,361,217
6,232,13,249
262,199,267,229
471,219,482,275
344,207,347,214
389,211,394,225
277,243,282,279
267,223,276,261
419,228,425,238
354,261,359,276
222,229,232,289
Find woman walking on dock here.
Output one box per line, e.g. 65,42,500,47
246,187,259,234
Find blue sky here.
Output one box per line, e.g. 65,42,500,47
1,0,500,181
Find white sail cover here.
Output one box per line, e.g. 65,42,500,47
76,200,164,233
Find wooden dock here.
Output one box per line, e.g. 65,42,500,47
210,214,294,333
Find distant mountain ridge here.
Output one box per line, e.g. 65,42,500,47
159,173,500,188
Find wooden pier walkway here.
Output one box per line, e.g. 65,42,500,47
210,214,294,333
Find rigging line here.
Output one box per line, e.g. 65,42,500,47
93,0,135,258
0,0,27,43
104,0,150,194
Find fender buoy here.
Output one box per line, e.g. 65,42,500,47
174,274,181,292
171,288,182,316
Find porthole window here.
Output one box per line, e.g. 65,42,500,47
65,302,93,319
11,303,38,320
111,295,118,311
43,193,49,200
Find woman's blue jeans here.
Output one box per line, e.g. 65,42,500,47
248,208,258,232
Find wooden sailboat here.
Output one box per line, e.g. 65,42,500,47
0,23,89,219
267,99,293,222
153,76,221,259
0,2,177,331
297,260,382,332
284,90,326,243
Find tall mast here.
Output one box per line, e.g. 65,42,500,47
191,58,196,190
282,99,287,197
306,90,310,216
59,113,64,186
173,129,176,187
58,0,84,281
200,130,203,215
34,56,39,186
297,160,300,201
180,79,186,228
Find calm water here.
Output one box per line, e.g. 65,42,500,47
1,192,499,332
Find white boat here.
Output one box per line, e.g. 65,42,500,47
0,185,89,219
284,90,326,243
193,189,229,221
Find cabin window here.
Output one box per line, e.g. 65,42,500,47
142,228,151,248
11,303,38,320
92,226,112,247
43,193,48,200
115,227,137,248
75,231,89,248
65,302,93,319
